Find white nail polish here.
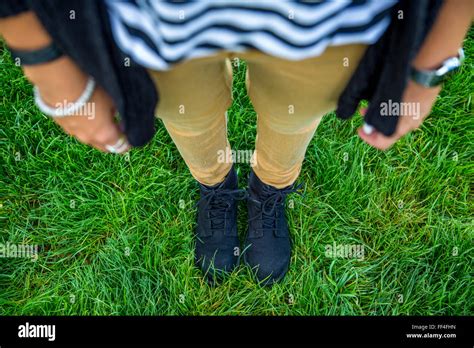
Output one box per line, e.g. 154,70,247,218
363,123,374,135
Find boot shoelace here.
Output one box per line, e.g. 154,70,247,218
249,183,303,233
197,188,248,231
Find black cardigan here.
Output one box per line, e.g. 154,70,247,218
0,0,442,147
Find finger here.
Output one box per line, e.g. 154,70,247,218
90,124,130,154
58,118,96,147
103,136,131,154
357,127,399,151
67,119,128,154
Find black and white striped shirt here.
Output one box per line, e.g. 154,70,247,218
106,0,398,70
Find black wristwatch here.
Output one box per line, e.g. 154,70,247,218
410,48,464,88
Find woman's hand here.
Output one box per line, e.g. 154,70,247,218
51,85,130,154
25,56,130,154
1,11,129,154
358,80,441,150
357,0,473,151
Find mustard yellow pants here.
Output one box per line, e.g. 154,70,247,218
148,44,367,188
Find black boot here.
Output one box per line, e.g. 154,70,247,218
244,170,302,286
195,166,247,283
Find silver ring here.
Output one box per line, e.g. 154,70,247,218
105,137,129,154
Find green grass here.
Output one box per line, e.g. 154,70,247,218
0,32,473,315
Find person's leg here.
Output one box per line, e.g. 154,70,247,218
244,44,368,188
148,53,244,282
148,53,234,186
240,44,368,285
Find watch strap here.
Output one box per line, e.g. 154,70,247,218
410,48,464,88
8,42,63,66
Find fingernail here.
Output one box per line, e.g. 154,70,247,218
363,123,374,135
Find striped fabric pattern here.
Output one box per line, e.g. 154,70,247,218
106,0,398,70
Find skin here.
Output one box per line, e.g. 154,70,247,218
358,0,474,150
0,12,127,153
0,1,473,153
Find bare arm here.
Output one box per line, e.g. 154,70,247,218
360,0,474,150
413,0,474,70
0,11,128,153
0,12,87,106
